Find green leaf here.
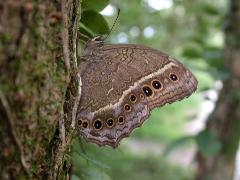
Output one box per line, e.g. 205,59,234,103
163,136,194,156
196,130,222,158
80,9,110,38
82,0,109,11
79,22,95,38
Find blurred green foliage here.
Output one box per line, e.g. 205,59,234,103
74,0,228,179
72,139,194,180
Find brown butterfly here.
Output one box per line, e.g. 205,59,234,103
75,36,198,148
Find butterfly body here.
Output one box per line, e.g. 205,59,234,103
76,37,198,148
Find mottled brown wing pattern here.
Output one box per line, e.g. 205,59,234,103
76,38,198,148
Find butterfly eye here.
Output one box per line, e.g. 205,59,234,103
129,94,137,103
152,80,162,90
107,118,114,128
93,119,102,130
142,86,153,97
118,116,125,125
82,121,88,128
124,104,131,111
169,73,178,81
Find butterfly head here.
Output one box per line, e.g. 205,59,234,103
86,36,104,46
82,36,105,57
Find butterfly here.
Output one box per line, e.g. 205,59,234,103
74,36,197,148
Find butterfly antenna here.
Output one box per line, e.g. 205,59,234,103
103,8,120,41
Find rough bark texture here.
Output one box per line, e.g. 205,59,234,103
0,0,81,179
196,0,240,179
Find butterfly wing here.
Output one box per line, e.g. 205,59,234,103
77,44,197,148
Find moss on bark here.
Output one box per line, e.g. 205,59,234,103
0,1,70,178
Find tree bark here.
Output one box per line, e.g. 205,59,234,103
0,0,81,179
196,0,240,179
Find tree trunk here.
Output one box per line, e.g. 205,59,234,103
196,0,240,179
0,0,81,179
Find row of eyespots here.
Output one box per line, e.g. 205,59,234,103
92,116,125,130
77,119,88,128
77,116,125,130
122,73,179,111
77,74,178,130
143,73,178,97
